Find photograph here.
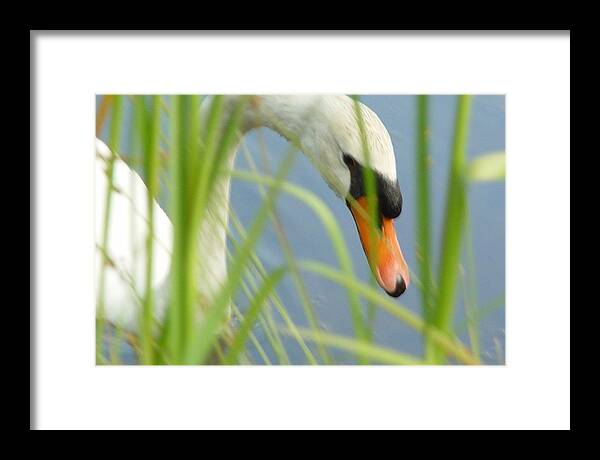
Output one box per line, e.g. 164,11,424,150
95,94,505,365
32,31,570,429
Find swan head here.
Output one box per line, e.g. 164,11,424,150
256,95,410,297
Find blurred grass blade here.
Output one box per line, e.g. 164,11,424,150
164,96,198,362
138,96,161,364
433,95,473,363
415,95,437,362
282,327,424,365
96,95,123,363
468,151,505,182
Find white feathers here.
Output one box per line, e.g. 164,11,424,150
329,97,397,181
95,139,172,331
255,95,397,197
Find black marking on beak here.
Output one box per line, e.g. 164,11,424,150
388,276,407,297
343,153,402,219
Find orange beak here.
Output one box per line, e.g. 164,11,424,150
348,197,410,297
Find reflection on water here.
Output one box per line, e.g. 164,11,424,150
98,95,505,365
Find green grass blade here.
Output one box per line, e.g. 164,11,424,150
165,96,186,361
433,95,473,363
282,327,424,365
96,95,124,363
163,95,203,362
415,95,437,362
138,96,161,364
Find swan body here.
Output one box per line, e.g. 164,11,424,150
96,95,409,332
95,140,173,329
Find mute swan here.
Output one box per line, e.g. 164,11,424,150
96,95,410,332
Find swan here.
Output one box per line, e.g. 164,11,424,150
95,95,410,332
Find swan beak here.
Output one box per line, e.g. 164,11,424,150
348,197,410,297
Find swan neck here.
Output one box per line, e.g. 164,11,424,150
194,95,313,305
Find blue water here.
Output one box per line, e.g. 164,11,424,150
98,95,505,364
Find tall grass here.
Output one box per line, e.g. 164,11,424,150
435,96,473,348
415,96,436,361
136,96,161,364
96,95,123,364
96,94,504,365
